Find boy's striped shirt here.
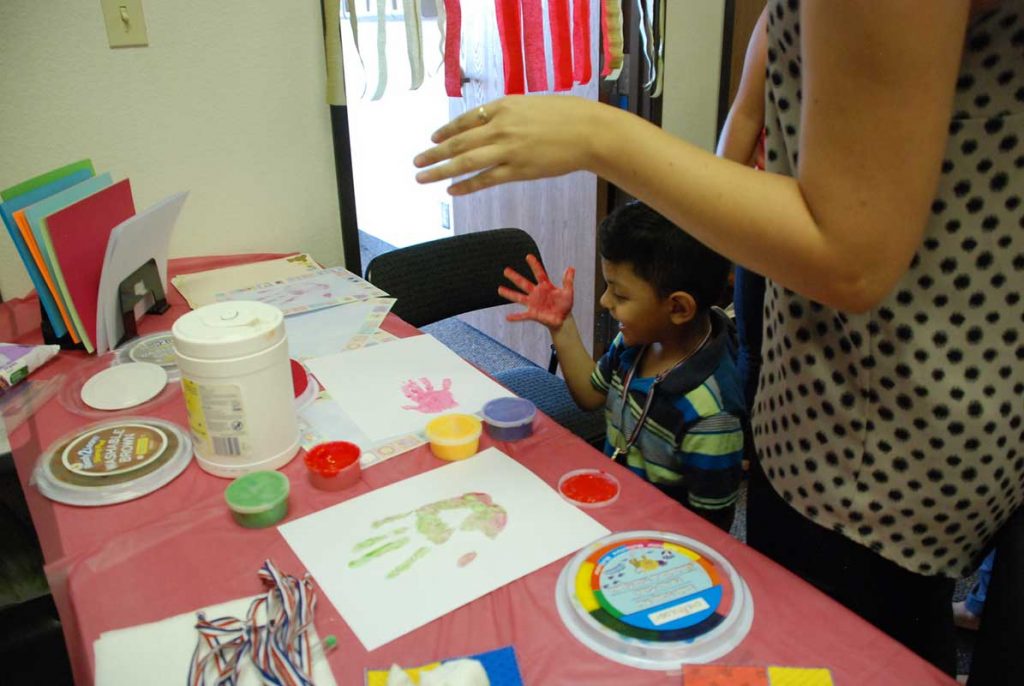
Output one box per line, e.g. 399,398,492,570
591,309,745,525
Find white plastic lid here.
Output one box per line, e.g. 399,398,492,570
172,301,285,360
80,362,168,410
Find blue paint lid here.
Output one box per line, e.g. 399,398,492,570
481,397,536,427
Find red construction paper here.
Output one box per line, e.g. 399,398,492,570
495,0,526,95
548,0,574,90
682,665,771,686
45,179,135,350
600,0,612,77
573,0,592,84
444,0,463,96
521,0,549,92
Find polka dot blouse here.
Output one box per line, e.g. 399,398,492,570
753,0,1024,577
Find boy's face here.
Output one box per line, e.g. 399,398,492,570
599,259,676,347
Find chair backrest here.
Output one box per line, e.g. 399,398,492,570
364,228,541,328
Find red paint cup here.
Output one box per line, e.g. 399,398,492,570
558,468,621,508
304,441,362,491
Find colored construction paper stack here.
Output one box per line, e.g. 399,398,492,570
0,160,187,354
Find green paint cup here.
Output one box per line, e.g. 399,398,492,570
224,470,290,528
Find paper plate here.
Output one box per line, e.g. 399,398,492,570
32,417,193,506
555,530,753,670
60,352,180,418
81,362,167,410
115,331,180,381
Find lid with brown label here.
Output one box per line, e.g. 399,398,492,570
33,418,193,506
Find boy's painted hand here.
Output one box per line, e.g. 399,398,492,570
498,254,575,328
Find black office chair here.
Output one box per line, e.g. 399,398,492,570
364,228,605,446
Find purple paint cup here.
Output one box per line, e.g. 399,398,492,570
481,397,536,441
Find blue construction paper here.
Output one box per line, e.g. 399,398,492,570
454,646,524,686
0,168,94,337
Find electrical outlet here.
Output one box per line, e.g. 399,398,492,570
440,201,451,230
101,0,149,48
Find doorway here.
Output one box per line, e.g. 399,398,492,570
339,2,452,268
335,1,603,369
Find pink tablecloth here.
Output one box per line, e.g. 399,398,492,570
3,254,956,686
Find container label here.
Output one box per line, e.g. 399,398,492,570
128,335,177,368
60,423,169,477
182,378,249,457
648,598,710,626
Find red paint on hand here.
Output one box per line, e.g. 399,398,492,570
498,254,575,328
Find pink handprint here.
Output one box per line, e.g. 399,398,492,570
400,377,458,413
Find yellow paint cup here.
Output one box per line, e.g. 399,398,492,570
425,414,483,461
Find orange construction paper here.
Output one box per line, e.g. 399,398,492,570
12,209,80,342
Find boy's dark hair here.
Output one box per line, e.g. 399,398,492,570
598,201,731,310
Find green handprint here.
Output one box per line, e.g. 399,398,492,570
347,493,508,579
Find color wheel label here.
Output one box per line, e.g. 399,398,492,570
576,538,725,641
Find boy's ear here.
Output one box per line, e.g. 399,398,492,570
667,291,698,325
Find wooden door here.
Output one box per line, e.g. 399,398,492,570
451,1,602,367
726,0,766,107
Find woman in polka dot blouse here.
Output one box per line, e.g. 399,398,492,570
415,0,1022,675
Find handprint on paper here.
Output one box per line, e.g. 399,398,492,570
261,282,331,307
347,493,508,579
498,254,575,328
400,377,458,413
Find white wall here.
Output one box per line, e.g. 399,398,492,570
661,0,726,151
0,1,343,299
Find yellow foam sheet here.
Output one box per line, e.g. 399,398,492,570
767,666,835,686
366,661,442,685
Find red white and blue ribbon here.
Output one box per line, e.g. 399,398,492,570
188,561,319,686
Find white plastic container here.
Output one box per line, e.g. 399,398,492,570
172,301,300,478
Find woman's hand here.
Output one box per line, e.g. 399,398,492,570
498,254,575,329
413,95,605,195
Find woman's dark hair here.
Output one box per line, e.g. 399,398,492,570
599,201,731,310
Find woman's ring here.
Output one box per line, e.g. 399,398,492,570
476,106,490,124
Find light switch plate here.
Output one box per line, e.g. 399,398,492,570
101,0,149,48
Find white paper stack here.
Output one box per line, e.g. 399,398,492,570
94,192,187,354
93,595,338,686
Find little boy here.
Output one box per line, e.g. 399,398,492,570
499,202,745,530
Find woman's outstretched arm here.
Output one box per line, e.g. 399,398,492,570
415,2,970,313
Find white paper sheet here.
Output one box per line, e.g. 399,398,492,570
279,448,610,651
95,193,187,355
171,253,323,309
93,595,337,686
215,266,387,316
297,389,425,468
284,297,394,360
304,335,515,443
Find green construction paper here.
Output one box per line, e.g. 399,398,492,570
23,174,114,343
1,159,94,202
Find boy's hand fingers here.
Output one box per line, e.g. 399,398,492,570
502,267,536,293
562,266,576,292
497,286,529,304
506,311,534,322
526,254,549,284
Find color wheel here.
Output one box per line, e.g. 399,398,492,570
556,531,753,669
